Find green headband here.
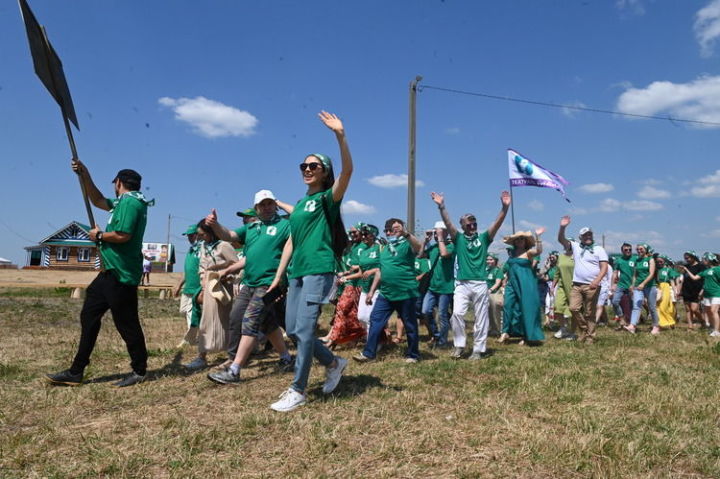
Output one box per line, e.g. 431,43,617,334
310,153,333,174
182,224,198,235
638,243,652,253
487,252,498,260
704,252,718,262
685,250,699,260
362,224,379,237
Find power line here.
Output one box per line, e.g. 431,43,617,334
420,84,720,127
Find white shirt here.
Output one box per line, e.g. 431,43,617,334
570,241,608,284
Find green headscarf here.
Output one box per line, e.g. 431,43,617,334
638,242,652,254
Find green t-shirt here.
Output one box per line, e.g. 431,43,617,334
357,243,381,293
427,243,456,294
414,258,431,275
657,266,680,284
234,215,291,287
344,242,365,287
100,193,148,286
633,256,655,288
454,230,492,281
486,266,503,291
379,237,418,301
182,242,201,295
699,266,720,298
615,254,637,290
289,188,340,279
546,266,558,282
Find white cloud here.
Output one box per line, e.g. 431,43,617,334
624,200,663,211
616,0,646,16
367,174,425,188
445,127,460,135
598,198,621,212
528,199,544,211
578,183,615,194
561,101,587,118
518,219,543,230
716,216,720,221
704,229,720,238
695,0,720,57
637,185,671,199
158,96,258,138
341,200,376,215
691,169,720,197
616,75,720,127
603,229,665,253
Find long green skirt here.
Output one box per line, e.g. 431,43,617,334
502,257,545,341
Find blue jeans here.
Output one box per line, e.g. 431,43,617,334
630,287,659,327
285,274,336,393
416,294,438,339
611,288,630,319
363,295,419,359
422,291,452,345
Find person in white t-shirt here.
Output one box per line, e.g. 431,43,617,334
557,216,608,344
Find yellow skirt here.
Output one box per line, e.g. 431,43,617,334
657,282,676,328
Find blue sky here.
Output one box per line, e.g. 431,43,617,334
1,0,720,266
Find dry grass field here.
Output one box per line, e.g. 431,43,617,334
1,274,719,478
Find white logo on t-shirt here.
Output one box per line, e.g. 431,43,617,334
369,252,377,259
304,200,317,212
266,226,277,236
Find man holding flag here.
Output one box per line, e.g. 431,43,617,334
47,160,152,387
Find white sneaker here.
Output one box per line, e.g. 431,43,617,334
270,388,307,412
184,357,208,370
564,333,577,341
709,330,720,337
322,357,347,394
554,328,566,339
404,357,419,364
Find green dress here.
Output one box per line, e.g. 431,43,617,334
502,257,545,341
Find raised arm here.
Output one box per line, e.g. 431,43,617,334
557,215,571,251
205,208,240,243
71,159,110,211
436,228,451,258
486,191,511,241
431,192,458,239
275,200,295,215
527,227,545,258
319,111,353,203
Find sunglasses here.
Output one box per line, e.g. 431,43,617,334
464,222,477,229
299,162,323,172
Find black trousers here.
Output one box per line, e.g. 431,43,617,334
70,271,148,375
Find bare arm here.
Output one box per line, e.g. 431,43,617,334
437,228,451,258
486,191,512,241
527,227,545,259
489,278,502,294
268,237,294,292
318,112,353,203
557,216,571,251
204,208,240,242
72,159,110,211
591,261,608,289
275,200,295,215
218,256,246,278
683,267,701,281
431,192,458,239
366,269,382,304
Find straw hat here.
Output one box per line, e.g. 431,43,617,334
502,230,536,247
206,272,232,305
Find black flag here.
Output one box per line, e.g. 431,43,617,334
18,0,79,130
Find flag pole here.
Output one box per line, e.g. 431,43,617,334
39,26,95,227
509,180,516,234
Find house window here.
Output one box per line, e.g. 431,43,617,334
56,247,69,262
78,248,91,262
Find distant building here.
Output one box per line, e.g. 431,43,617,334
23,221,175,271
0,257,17,269
24,221,100,270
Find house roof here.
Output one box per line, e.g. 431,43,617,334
37,221,92,244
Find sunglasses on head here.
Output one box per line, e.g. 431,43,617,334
299,162,323,172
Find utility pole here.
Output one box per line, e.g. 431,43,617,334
165,213,171,273
407,75,422,235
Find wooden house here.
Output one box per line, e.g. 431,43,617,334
24,221,100,270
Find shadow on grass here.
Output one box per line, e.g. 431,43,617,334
86,350,198,384
308,373,401,401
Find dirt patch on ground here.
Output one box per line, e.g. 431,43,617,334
0,269,182,287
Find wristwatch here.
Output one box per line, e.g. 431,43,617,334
96,231,104,243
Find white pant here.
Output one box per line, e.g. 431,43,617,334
358,290,379,328
179,293,198,344
451,280,489,353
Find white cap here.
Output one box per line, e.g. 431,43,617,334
579,226,592,236
254,189,276,206
434,221,446,230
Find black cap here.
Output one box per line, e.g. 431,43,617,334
112,169,142,190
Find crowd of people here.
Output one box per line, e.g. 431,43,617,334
45,112,720,413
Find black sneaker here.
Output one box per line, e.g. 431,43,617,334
277,355,295,373
112,372,145,387
46,369,83,386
